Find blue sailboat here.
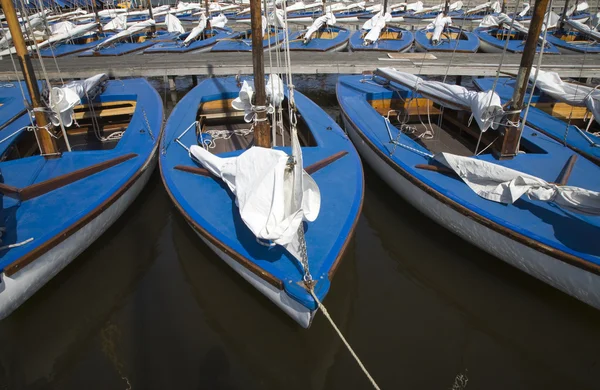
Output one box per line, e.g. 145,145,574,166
144,27,233,53
414,16,480,52
211,26,288,52
337,66,600,313
545,17,600,54
160,76,363,327
349,26,414,52
0,73,163,319
287,15,349,52
473,76,600,164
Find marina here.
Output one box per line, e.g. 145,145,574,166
1,0,600,388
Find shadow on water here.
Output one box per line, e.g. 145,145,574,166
1,76,600,390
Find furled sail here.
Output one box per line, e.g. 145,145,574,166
434,152,600,215
565,18,600,41
304,13,336,42
49,73,108,127
183,14,207,46
362,11,391,44
376,68,503,131
530,67,600,125
96,19,155,50
426,13,452,44
164,13,185,34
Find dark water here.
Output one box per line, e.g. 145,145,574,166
1,76,600,390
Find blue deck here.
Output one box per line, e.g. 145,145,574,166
210,27,288,52
143,28,234,53
79,31,179,56
38,33,115,57
287,26,349,51
160,77,363,310
415,26,479,52
349,26,414,52
546,30,600,53
474,27,561,53
0,79,163,272
473,77,600,163
338,74,600,269
0,82,34,129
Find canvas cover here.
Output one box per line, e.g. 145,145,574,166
304,13,336,41
376,68,503,131
426,13,452,43
363,11,392,44
434,152,600,215
49,73,108,127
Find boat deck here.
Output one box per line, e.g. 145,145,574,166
1,52,598,79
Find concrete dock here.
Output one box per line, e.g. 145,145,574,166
0,52,598,80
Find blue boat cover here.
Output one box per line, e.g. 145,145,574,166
287,26,349,51
143,28,233,53
210,27,288,52
78,31,179,56
349,26,414,52
415,26,479,52
474,27,561,53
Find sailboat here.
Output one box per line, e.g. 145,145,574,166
0,0,164,320
286,12,350,52
543,2,600,54
475,12,560,53
349,9,414,52
160,0,363,328
473,71,600,165
337,0,600,311
414,8,479,52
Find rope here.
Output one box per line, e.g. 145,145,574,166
308,288,381,390
0,237,33,251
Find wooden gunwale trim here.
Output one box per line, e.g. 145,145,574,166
19,153,138,201
159,163,284,290
339,107,600,277
3,150,154,276
288,40,348,52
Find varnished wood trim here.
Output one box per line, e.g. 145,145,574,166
555,154,578,186
4,152,151,276
0,182,21,198
415,163,454,175
19,153,138,201
174,165,211,177
338,100,600,277
305,151,348,174
161,163,284,290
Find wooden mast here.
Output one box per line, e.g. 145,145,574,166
146,0,156,34
91,0,103,33
559,0,571,29
0,0,57,155
494,0,550,159
322,0,327,15
501,0,506,14
443,0,449,15
250,0,270,147
382,0,388,13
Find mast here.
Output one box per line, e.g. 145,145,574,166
501,0,506,14
495,0,550,159
0,0,57,155
383,0,388,13
322,0,327,15
443,0,449,15
91,0,103,33
559,0,571,29
205,0,209,15
146,0,156,34
250,0,270,147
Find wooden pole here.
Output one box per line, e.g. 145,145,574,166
501,0,506,14
443,0,449,15
322,0,327,15
204,0,209,15
146,0,156,34
0,0,57,155
559,0,571,29
249,0,270,147
91,0,103,33
495,0,550,159
383,0,388,13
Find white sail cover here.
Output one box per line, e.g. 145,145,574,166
479,12,529,34
189,140,320,262
449,1,463,11
377,68,503,131
406,1,424,12
165,13,185,34
103,14,128,31
0,16,43,48
427,13,452,43
98,8,127,18
541,11,560,31
565,18,600,41
530,67,600,125
434,152,600,215
96,19,155,50
210,13,228,28
363,11,391,44
268,9,286,28
49,73,108,127
183,14,207,46
414,3,442,15
465,1,500,15
566,1,589,17
231,75,284,122
46,22,98,46
304,13,336,41
518,2,530,17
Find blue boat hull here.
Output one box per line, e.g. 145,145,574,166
287,26,350,52
337,73,600,311
0,78,164,320
546,30,600,54
79,31,179,56
349,27,414,52
210,28,288,52
414,26,479,52
160,77,364,327
143,28,233,53
38,33,115,57
474,27,561,54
